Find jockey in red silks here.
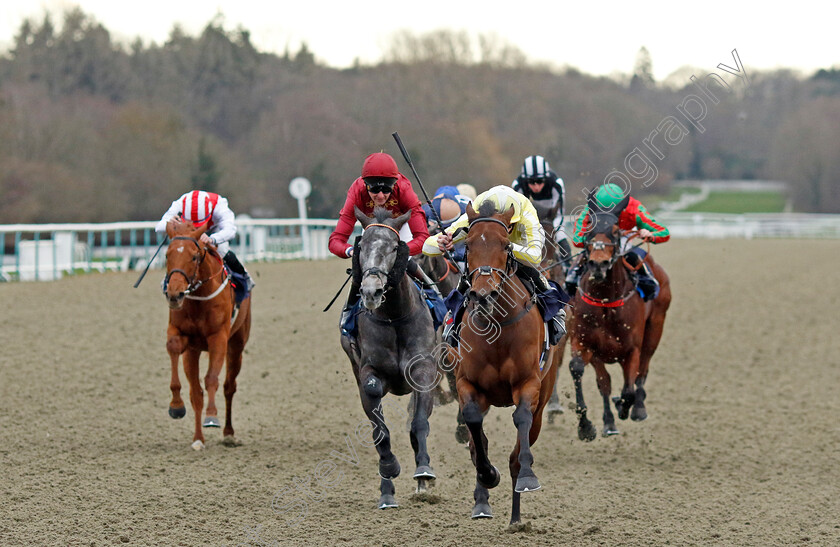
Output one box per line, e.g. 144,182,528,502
565,183,669,301
156,190,254,293
329,152,431,337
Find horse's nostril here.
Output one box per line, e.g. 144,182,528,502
374,288,384,299
489,290,500,300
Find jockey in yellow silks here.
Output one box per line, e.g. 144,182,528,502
422,185,567,345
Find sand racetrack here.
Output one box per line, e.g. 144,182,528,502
1,239,839,546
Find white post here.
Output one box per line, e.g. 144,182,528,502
289,177,312,258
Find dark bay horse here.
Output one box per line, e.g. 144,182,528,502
568,211,671,440
163,219,251,450
340,207,438,509
453,201,558,525
532,201,568,423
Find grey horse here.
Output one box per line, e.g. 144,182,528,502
340,206,438,509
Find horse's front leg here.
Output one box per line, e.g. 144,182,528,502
591,359,618,436
569,350,597,441
408,384,436,492
459,383,499,490
511,382,542,495
615,348,641,421
182,348,205,450
357,367,400,508
166,328,187,419
202,330,230,429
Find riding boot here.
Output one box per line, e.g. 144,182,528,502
550,308,567,345
565,255,585,297
340,280,361,338
624,252,659,302
517,263,552,294
224,251,255,290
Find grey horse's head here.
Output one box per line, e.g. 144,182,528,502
354,206,412,310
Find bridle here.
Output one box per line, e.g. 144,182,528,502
579,228,636,308
359,223,403,292
163,236,229,300
463,217,521,301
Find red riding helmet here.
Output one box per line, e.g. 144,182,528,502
361,152,399,179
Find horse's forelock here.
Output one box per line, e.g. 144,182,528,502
588,212,619,239
477,200,498,218
372,206,393,223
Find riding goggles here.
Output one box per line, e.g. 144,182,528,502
366,183,394,194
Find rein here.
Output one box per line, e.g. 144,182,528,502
437,258,458,283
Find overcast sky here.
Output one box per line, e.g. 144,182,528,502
2,1,836,81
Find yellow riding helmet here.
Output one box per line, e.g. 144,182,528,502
475,187,523,224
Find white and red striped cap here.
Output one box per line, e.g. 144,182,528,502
180,191,219,227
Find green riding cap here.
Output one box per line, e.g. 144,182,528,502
594,183,626,210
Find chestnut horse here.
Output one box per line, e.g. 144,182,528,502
568,210,670,440
452,201,558,524
163,219,252,450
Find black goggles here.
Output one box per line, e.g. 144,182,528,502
366,183,394,194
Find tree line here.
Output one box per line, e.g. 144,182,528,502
1,8,838,224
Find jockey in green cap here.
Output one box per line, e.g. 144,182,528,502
565,183,669,301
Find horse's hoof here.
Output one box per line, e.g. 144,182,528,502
191,440,205,451
614,395,633,420
514,474,541,493
203,416,221,428
222,435,242,447
413,465,436,480
378,494,398,509
578,423,597,442
471,503,493,519
631,406,648,421
379,456,401,480
168,406,186,419
477,465,501,489
454,424,469,444
603,425,620,437
547,401,564,414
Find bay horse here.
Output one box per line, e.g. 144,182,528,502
568,209,671,440
340,207,438,509
453,201,558,525
163,219,252,450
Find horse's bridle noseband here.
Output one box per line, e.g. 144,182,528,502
164,236,228,299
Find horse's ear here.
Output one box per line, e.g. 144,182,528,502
354,206,371,227
392,209,411,230
466,202,478,222
586,188,598,211
166,217,186,238
502,204,516,226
